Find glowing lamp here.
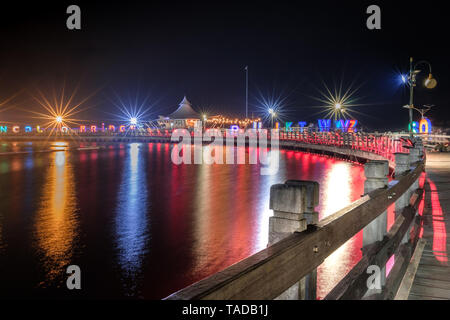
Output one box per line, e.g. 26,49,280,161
56,116,63,124
130,117,138,125
335,103,341,109
424,74,437,89
401,75,407,84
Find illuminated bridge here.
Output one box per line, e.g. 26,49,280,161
1,129,449,299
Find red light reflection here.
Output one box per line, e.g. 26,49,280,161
427,178,448,263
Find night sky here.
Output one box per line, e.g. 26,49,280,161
0,1,449,130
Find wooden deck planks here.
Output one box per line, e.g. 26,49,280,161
395,239,427,300
408,153,450,300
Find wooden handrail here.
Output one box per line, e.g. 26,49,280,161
324,188,424,299
165,162,424,300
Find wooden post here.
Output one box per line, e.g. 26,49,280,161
269,180,320,300
362,160,389,297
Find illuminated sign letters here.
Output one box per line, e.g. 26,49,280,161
318,119,331,132
409,118,432,134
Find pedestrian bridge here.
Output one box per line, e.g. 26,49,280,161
1,129,449,299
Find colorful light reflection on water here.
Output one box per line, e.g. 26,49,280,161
0,141,365,299
115,143,150,295
34,151,79,287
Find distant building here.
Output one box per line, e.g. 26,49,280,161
158,96,201,129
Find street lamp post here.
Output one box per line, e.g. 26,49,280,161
406,57,437,136
408,58,414,136
245,66,248,119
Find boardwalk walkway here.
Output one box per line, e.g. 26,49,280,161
409,153,450,300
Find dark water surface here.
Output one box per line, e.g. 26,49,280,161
0,141,367,299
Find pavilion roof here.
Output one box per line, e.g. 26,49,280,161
167,96,200,119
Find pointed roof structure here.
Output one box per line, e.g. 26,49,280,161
167,96,200,119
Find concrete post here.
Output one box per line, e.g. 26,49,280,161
285,180,319,225
415,138,424,158
394,152,410,177
362,160,389,297
363,160,388,245
269,184,307,245
394,153,411,244
408,139,423,190
408,148,420,166
269,180,319,300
